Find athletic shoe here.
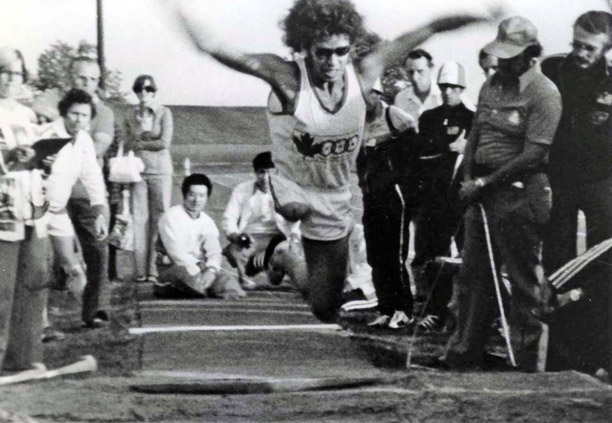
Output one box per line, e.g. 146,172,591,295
41,327,66,343
240,278,258,291
388,310,413,329
417,314,441,332
341,289,378,312
367,314,391,328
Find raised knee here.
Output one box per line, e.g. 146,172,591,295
277,202,310,222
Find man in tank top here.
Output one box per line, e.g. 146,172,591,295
171,0,487,322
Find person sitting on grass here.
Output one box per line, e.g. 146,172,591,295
222,151,306,291
154,173,245,299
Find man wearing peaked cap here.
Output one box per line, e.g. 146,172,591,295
411,61,474,332
441,16,562,372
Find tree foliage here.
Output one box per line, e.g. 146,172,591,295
31,40,127,103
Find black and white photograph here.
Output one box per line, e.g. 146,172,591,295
0,0,611,421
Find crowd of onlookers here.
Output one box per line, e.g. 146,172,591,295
1,0,612,382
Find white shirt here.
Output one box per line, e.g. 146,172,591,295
42,119,107,213
222,180,299,238
158,205,222,276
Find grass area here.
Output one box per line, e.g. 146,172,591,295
110,104,270,146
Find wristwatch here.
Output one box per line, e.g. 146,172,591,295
474,178,486,188
206,266,218,274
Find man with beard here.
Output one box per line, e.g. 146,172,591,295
441,17,561,372
542,11,612,376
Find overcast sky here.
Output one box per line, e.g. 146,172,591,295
1,0,610,106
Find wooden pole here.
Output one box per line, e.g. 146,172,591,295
96,0,106,90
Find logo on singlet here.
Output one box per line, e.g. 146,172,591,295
292,130,360,158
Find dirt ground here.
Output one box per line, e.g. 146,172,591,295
1,281,612,423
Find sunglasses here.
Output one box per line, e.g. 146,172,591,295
135,86,155,93
314,46,351,59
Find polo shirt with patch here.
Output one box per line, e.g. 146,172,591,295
472,64,562,170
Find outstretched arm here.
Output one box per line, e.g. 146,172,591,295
170,1,298,107
357,14,490,98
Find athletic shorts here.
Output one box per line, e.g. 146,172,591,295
269,173,353,241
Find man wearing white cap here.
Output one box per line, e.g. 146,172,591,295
412,61,474,331
441,17,562,372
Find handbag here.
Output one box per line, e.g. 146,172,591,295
108,140,145,184
107,189,135,251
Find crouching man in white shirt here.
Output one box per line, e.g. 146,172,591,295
156,173,245,299
222,152,306,291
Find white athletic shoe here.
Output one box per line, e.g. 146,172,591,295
388,310,413,329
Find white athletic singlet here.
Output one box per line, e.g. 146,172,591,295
267,57,366,191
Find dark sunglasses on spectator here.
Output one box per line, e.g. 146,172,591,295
314,46,351,59
135,86,155,93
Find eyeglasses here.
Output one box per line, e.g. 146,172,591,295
571,41,600,54
314,46,351,59
135,86,155,93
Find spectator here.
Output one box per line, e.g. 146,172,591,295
155,173,245,299
542,10,612,375
0,46,49,373
124,75,173,283
393,49,440,121
222,152,306,291
413,62,474,331
42,89,109,329
442,17,561,372
358,85,419,329
65,57,114,326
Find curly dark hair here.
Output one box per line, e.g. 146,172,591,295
58,88,97,119
281,0,366,52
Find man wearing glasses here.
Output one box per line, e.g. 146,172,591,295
542,11,612,377
172,0,485,322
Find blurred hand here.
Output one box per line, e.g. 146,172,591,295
42,153,58,169
201,268,217,288
449,130,467,154
95,213,108,241
459,179,484,203
14,146,35,163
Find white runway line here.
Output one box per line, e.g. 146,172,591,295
139,299,307,308
142,307,314,316
130,323,342,335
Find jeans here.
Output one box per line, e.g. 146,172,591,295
131,174,172,278
67,197,109,323
0,227,48,371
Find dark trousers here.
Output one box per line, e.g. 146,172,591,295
543,174,612,373
0,227,48,371
302,235,350,323
444,174,552,371
67,197,109,323
362,185,412,316
412,158,465,316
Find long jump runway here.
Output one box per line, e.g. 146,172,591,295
130,170,389,382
